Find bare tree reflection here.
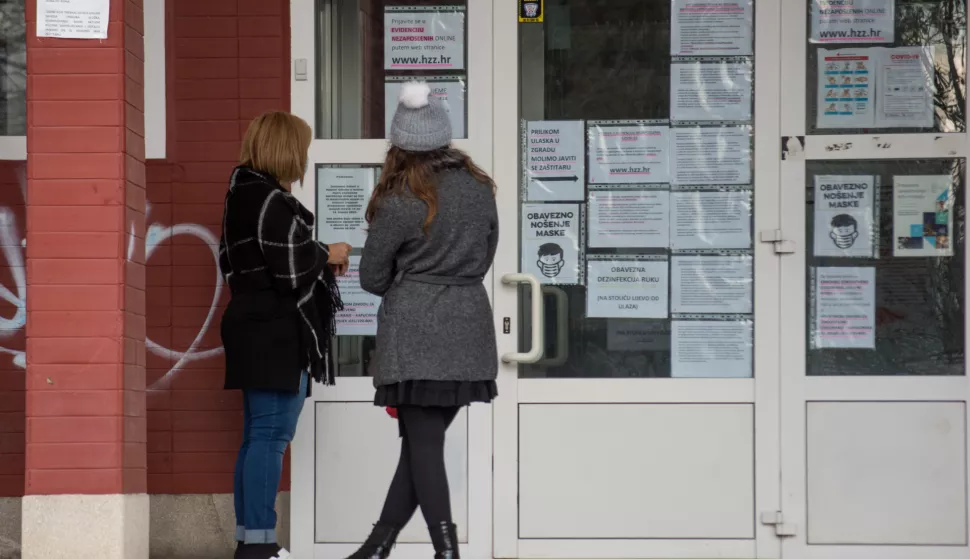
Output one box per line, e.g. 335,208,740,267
0,0,25,136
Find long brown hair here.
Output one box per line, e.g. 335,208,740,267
366,146,496,232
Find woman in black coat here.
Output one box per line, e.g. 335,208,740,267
219,111,349,559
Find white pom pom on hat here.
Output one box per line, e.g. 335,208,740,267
399,81,431,109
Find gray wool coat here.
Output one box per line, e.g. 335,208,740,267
359,169,499,387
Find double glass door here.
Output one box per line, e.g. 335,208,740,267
289,0,970,558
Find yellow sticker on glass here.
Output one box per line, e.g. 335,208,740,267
519,0,543,23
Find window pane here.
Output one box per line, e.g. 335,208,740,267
805,159,965,376
0,0,25,136
315,0,468,140
807,0,966,134
517,0,756,379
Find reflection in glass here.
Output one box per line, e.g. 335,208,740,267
805,159,965,376
807,0,967,134
0,0,25,136
316,0,468,140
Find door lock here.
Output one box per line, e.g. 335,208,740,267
760,229,796,254
760,511,797,537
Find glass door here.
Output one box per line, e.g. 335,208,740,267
492,0,783,557
288,0,495,557
778,1,970,558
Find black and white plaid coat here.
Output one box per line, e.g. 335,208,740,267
219,166,343,393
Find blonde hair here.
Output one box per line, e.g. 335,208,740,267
239,111,312,185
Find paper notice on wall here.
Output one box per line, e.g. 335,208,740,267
670,190,752,250
607,320,671,352
521,203,583,285
817,49,875,128
317,168,375,248
588,190,670,248
385,78,466,138
384,6,465,70
671,320,752,377
671,254,753,314
671,60,753,122
525,121,585,201
336,256,381,336
587,123,669,184
586,258,669,319
875,46,934,128
810,0,894,44
813,175,875,258
893,175,954,257
671,0,753,56
813,267,875,349
670,126,752,185
37,0,109,39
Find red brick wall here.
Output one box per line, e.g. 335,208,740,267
146,0,291,494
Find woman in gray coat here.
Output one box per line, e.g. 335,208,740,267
348,82,498,559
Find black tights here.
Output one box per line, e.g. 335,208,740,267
378,405,460,528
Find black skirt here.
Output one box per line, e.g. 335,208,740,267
374,380,498,408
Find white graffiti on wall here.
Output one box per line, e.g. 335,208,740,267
0,170,225,388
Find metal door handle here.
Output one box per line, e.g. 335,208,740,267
501,273,545,364
538,286,569,366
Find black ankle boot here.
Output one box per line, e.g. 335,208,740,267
429,522,459,559
345,523,402,559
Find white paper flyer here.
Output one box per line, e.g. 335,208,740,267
669,190,752,250
336,256,381,336
875,46,934,129
587,190,670,248
525,121,585,201
810,0,894,44
817,48,875,128
671,0,753,56
671,254,753,314
587,123,669,184
317,168,375,249
813,175,875,258
670,126,752,185
813,266,876,349
892,175,954,257
521,203,583,284
670,60,753,122
671,319,752,378
586,258,669,319
384,7,465,70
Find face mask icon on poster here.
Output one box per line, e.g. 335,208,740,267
524,2,539,17
537,243,565,278
829,213,859,249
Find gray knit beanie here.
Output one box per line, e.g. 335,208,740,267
389,81,453,152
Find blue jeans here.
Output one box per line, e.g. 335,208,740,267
233,373,307,544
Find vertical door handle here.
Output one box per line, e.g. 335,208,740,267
501,273,545,364
538,285,569,366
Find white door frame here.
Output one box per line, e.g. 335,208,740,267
288,1,495,557
777,0,970,557
491,0,784,557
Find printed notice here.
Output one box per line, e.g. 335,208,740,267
893,175,954,257
385,78,466,138
671,0,753,56
813,267,875,349
670,127,752,185
671,255,753,314
810,0,894,44
670,190,752,250
817,49,875,128
317,168,374,248
587,123,669,184
588,190,670,248
37,0,109,39
521,203,582,285
525,121,585,201
813,175,875,258
671,320,752,378
587,259,669,319
876,47,933,128
671,60,753,122
336,256,381,336
384,7,465,70
607,320,670,352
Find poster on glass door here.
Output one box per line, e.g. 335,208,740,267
524,120,585,201
335,256,381,336
317,167,376,248
893,175,954,257
875,46,934,128
670,254,753,314
587,121,669,184
671,319,752,377
521,203,584,285
586,256,669,319
587,188,670,248
670,126,752,185
385,77,466,139
812,266,875,349
813,175,875,258
817,48,875,128
670,59,753,122
669,189,752,250
384,6,465,70
670,0,753,56
809,0,894,44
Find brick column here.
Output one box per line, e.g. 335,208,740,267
21,0,148,557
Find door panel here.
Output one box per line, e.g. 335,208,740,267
778,1,970,558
